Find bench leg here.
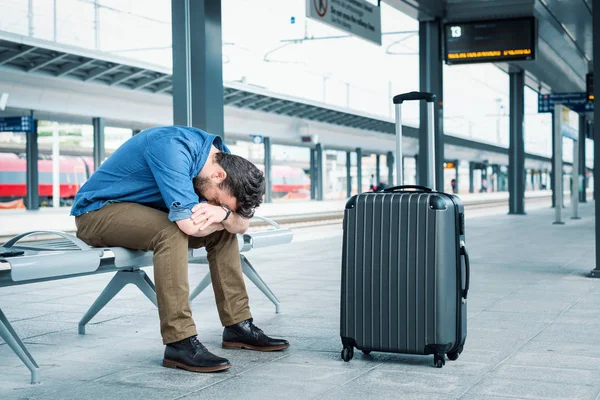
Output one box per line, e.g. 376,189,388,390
189,270,212,302
241,255,281,314
0,308,40,384
78,269,157,335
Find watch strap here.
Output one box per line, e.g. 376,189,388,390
220,205,232,221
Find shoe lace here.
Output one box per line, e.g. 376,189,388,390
248,320,264,336
188,336,207,352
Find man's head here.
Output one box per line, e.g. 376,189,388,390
194,152,265,218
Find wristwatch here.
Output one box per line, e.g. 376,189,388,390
220,204,232,221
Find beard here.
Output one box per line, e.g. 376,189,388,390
193,176,212,199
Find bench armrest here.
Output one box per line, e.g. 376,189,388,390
3,230,90,251
251,215,281,229
243,216,293,249
243,229,293,249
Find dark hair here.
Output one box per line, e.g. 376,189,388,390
214,152,265,219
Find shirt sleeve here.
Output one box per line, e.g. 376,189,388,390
144,135,200,222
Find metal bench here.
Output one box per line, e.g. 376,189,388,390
0,216,292,384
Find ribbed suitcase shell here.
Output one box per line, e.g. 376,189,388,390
340,190,467,361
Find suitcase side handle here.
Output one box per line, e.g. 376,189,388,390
460,243,470,300
393,91,436,104
381,185,433,192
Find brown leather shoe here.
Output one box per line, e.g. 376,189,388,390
222,318,290,352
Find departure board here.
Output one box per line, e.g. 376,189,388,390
444,17,537,65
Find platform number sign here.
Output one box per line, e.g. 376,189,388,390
450,26,462,38
444,17,536,65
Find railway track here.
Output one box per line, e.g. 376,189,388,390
0,194,557,242
249,194,555,230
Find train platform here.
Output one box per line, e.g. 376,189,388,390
0,199,599,399
0,190,562,240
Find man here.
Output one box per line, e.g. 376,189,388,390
71,125,289,373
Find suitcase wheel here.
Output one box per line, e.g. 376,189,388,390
434,354,445,368
341,347,354,362
447,351,460,361
361,350,371,355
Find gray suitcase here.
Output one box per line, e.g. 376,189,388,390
340,92,469,367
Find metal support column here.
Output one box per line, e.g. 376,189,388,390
530,170,535,190
550,116,565,207
346,151,352,198
508,70,526,215
375,154,381,187
264,137,272,203
414,155,419,183
579,115,587,203
553,103,564,225
454,160,459,193
92,117,105,170
592,0,600,277
401,156,405,184
469,162,474,193
356,148,362,193
572,134,580,220
316,143,324,201
171,0,224,137
419,19,444,190
310,148,316,200
386,151,394,186
25,118,39,210
492,165,500,192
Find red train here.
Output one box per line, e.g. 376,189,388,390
256,164,311,200
0,153,93,207
0,153,311,208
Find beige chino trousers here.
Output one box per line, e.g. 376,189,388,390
75,202,252,344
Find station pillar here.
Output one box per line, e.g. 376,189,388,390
171,0,224,137
454,159,459,193
468,162,474,193
579,115,587,203
591,0,600,278
418,19,444,190
375,154,381,188
310,148,316,200
414,154,419,184
386,151,394,186
92,117,105,170
356,148,363,194
508,69,526,214
346,151,352,198
25,117,39,210
316,143,324,201
263,137,272,203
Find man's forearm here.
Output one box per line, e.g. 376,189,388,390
222,213,249,234
189,222,224,237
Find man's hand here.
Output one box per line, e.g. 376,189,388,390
190,222,225,237
192,203,227,231
191,202,250,235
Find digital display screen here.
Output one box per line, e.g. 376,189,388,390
444,17,536,65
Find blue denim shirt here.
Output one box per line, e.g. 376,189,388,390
70,126,230,221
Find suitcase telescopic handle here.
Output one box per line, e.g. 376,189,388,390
460,244,470,300
381,185,433,192
393,91,436,104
